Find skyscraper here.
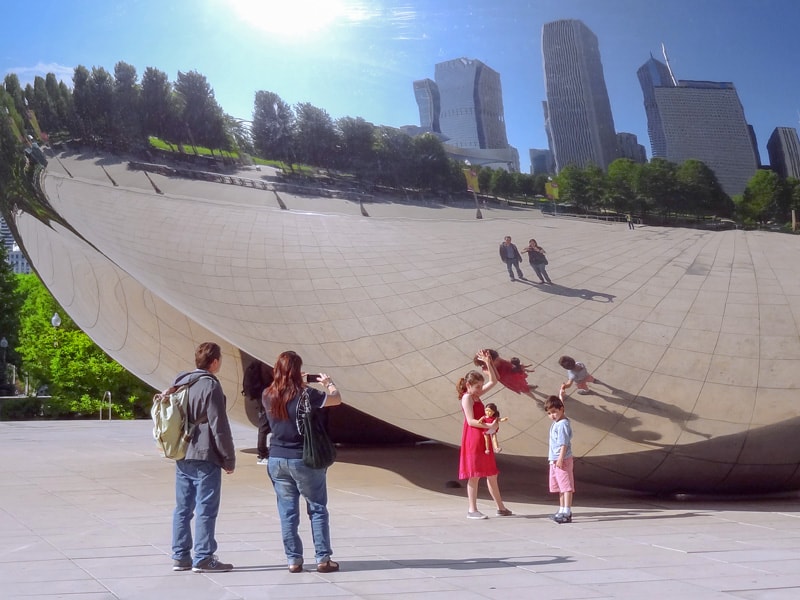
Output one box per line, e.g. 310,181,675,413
433,57,508,150
541,19,618,172
412,78,440,134
637,56,675,158
767,127,800,179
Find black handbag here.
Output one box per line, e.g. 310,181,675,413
297,389,337,469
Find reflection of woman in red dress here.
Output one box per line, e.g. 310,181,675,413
474,349,537,400
457,350,513,520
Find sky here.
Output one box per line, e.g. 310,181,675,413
3,0,800,173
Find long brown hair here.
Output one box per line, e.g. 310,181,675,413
265,351,304,420
456,370,485,397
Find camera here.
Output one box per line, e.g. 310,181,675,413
306,373,321,383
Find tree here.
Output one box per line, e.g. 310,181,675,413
293,102,338,168
0,246,21,391
373,126,415,188
606,158,640,214
490,168,514,197
335,116,375,178
737,169,786,225
174,70,227,151
14,274,153,418
112,61,143,149
3,73,27,116
141,67,177,143
251,90,294,165
412,132,449,191
676,159,731,219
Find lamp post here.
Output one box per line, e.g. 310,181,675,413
0,337,7,386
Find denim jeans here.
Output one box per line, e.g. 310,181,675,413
268,457,332,565
171,459,222,566
532,263,551,283
504,258,523,279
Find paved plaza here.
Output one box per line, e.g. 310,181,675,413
2,419,800,599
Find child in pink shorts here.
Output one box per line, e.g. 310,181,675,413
544,395,574,523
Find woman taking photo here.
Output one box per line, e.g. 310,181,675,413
522,238,552,284
262,351,342,573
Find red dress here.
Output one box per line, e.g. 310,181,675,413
458,395,499,479
494,358,530,394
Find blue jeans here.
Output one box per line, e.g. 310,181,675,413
172,459,222,566
268,457,332,566
504,259,524,279
532,263,551,283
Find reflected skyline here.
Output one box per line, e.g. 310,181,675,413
3,0,800,172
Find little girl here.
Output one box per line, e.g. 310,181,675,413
457,350,513,520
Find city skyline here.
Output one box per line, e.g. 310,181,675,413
3,1,800,174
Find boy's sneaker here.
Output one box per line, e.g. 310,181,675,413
256,457,268,465
554,513,573,524
496,508,513,516
173,557,192,571
192,555,233,573
577,389,591,395
467,511,488,520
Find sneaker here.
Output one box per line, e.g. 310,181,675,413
496,508,513,516
548,513,561,521
554,513,572,524
192,555,233,573
467,511,488,520
173,558,192,571
577,389,591,395
256,457,269,465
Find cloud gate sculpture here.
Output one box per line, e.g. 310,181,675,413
4,152,800,494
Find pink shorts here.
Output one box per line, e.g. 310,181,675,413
549,457,575,493
575,374,595,390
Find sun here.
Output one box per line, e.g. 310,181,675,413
226,0,359,39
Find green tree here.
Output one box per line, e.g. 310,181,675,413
252,90,294,165
15,275,153,418
490,168,514,197
607,158,640,213
293,102,338,168
112,61,143,150
373,126,414,188
3,73,27,116
336,116,375,178
0,246,21,392
174,70,227,152
412,132,450,191
141,67,177,143
737,169,786,226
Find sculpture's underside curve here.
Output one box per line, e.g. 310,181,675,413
8,153,800,493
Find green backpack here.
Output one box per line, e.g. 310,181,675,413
151,375,212,460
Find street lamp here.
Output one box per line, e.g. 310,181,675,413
0,337,7,385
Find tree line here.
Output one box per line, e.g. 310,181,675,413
4,60,800,226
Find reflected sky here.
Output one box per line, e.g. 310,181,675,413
2,0,799,171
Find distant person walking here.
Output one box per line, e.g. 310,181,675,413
522,238,552,284
171,342,236,574
544,394,574,523
626,214,634,230
458,349,513,519
499,236,525,281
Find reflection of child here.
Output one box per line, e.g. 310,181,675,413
474,349,537,400
558,355,600,396
480,403,509,454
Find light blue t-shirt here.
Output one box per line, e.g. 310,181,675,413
548,417,573,461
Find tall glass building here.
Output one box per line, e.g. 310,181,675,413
541,19,618,172
412,78,441,134
767,127,800,179
433,57,509,150
637,56,675,158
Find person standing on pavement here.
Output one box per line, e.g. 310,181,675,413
171,342,236,573
499,236,525,281
522,238,552,284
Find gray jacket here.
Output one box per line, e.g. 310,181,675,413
173,369,236,471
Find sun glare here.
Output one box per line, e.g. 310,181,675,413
227,0,363,39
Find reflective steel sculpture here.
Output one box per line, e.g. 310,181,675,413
4,152,800,494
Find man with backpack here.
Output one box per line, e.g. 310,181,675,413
171,342,236,574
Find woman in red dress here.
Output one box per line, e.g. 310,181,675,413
474,349,537,400
458,349,513,520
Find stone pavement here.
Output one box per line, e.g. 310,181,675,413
2,420,800,599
